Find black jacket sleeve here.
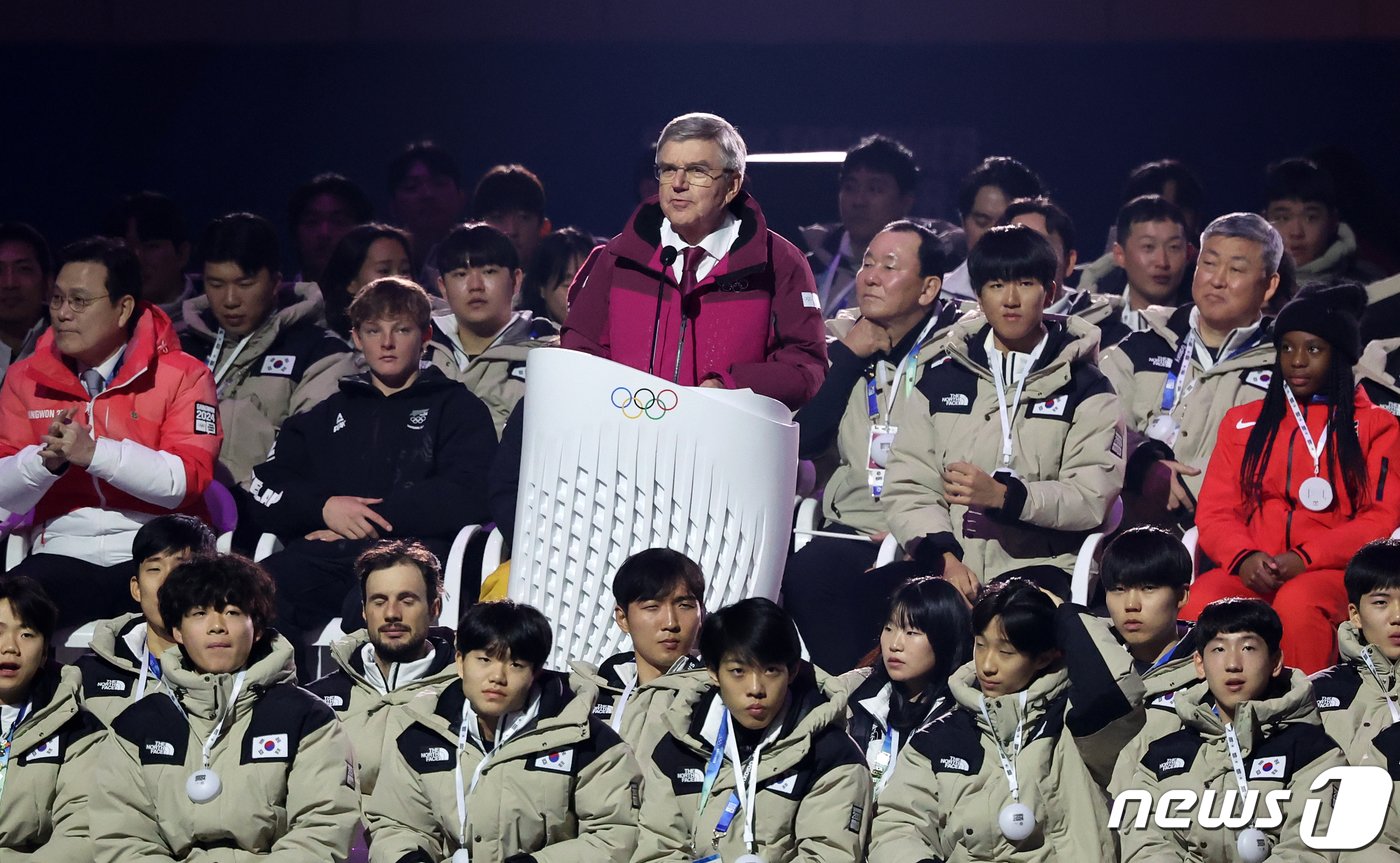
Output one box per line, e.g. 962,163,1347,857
795,341,868,460
488,398,525,545
248,405,333,537
376,388,498,537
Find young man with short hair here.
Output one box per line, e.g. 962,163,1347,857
0,576,105,859
427,222,558,437
0,221,53,381
575,548,705,756
1117,598,1344,863
288,172,373,283
250,277,497,670
1111,195,1194,320
180,212,351,488
76,514,218,724
388,140,467,276
883,224,1125,601
1310,538,1400,764
364,599,642,863
801,134,919,314
308,539,458,795
632,597,872,863
93,554,359,861
472,163,551,272
940,156,1045,302
102,191,195,316
1265,157,1382,284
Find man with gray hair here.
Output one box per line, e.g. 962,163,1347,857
562,111,826,409
1103,212,1283,530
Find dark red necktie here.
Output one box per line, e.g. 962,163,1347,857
679,246,707,296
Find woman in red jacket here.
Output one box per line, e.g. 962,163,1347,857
1184,282,1400,672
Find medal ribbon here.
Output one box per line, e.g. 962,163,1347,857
990,339,1047,469
979,691,1029,803
1281,386,1329,479
167,670,246,771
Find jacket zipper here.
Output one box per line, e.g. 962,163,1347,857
1284,427,1296,549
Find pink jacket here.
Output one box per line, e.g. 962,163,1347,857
561,192,827,410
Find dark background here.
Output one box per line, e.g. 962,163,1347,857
4,1,1400,268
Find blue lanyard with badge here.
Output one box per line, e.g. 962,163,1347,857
866,316,940,498
0,703,31,803
694,713,772,863
1148,329,1267,447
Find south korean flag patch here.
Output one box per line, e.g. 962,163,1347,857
252,734,289,760
25,736,61,762
1249,755,1287,780
530,749,574,773
194,402,218,435
260,354,297,376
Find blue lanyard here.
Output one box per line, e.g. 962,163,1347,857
696,716,729,818
1158,333,1195,414
146,651,163,682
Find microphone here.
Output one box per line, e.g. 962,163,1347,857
649,246,679,376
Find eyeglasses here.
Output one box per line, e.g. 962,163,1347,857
654,163,732,188
49,292,111,313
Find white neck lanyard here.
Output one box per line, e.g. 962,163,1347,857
875,313,943,426
723,712,775,854
609,673,639,735
1359,647,1400,724
135,641,163,701
454,699,532,854
1223,723,1252,799
204,328,255,387
989,339,1047,469
168,670,246,770
870,725,899,797
979,692,1029,802
1281,386,1329,478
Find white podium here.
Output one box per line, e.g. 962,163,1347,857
509,349,799,669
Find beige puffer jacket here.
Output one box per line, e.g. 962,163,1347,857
1118,670,1345,863
631,666,872,863
92,634,359,862
1310,621,1400,767
364,669,640,863
424,310,559,438
870,606,1145,863
0,664,105,860
569,653,703,764
883,314,1125,580
74,613,173,726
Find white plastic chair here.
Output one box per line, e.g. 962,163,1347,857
1069,497,1125,606
1182,526,1200,584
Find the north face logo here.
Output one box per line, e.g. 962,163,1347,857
941,393,969,407
422,747,449,763
1316,696,1341,709
939,756,970,772
97,679,126,692
1159,757,1186,772
321,695,345,708
145,741,175,757
1149,356,1173,369
677,768,705,783
591,703,613,716
333,413,346,433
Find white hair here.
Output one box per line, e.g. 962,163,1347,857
1201,212,1285,275
656,112,747,178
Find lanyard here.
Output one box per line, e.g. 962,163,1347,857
980,692,1029,802
1359,647,1400,724
1159,332,1196,414
989,340,1047,469
721,712,773,854
696,715,729,819
870,725,899,797
609,674,639,735
168,670,246,771
454,700,532,854
0,702,32,801
1223,723,1252,800
204,329,255,389
865,314,943,426
135,643,163,701
819,237,856,314
1281,387,1329,478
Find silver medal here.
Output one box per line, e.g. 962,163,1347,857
1298,476,1334,512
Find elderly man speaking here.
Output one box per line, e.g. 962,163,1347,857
562,112,826,410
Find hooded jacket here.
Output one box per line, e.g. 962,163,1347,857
797,300,964,537
869,605,1145,863
425,309,558,438
561,191,827,411
0,664,105,860
179,282,352,487
1118,670,1345,863
93,634,359,862
631,666,872,863
883,315,1126,580
1310,621,1400,766
1356,336,1400,417
0,304,219,563
75,612,174,726
306,627,458,796
1295,223,1385,285
1196,388,1400,578
1110,628,1200,796
363,669,641,863
248,365,497,540
1101,304,1275,499
569,652,703,762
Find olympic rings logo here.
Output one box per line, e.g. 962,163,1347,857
611,386,679,420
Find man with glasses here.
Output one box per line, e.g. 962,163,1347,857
561,111,826,410
0,237,220,626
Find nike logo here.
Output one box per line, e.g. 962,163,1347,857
1236,420,1256,429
